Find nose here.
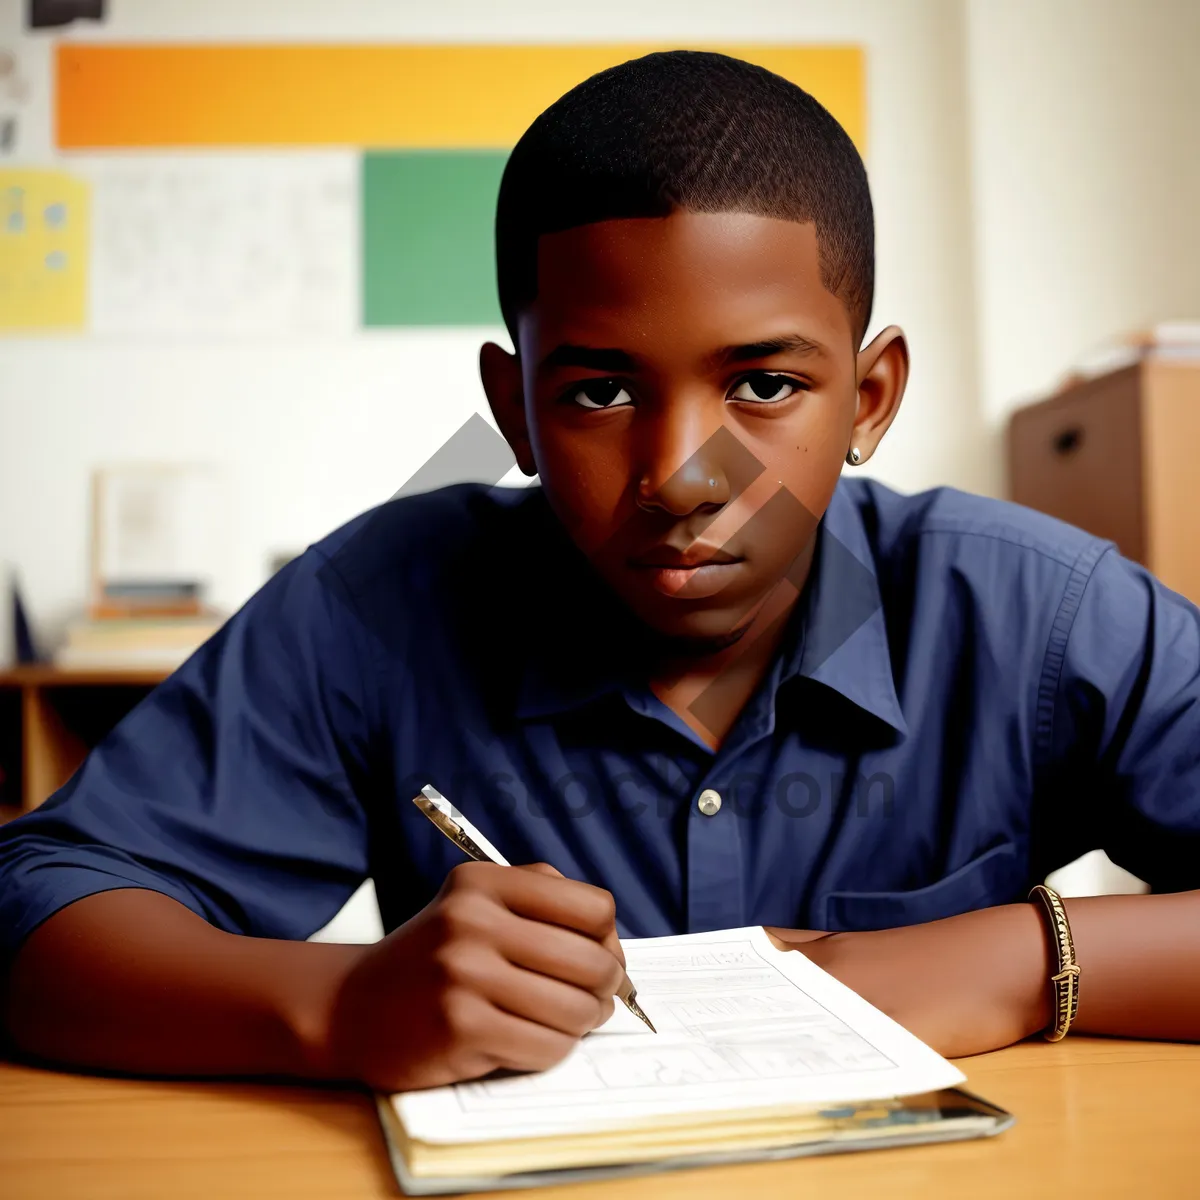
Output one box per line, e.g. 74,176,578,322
635,411,731,517
635,417,768,518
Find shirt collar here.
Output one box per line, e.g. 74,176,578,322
778,482,907,737
514,482,907,737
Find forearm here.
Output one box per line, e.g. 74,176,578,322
2,888,366,1080
770,889,1200,1058
1065,890,1200,1041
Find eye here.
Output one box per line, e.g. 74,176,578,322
568,380,634,410
729,372,801,404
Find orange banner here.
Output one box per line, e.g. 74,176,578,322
56,43,865,151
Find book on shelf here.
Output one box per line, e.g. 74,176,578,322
377,927,1012,1195
55,611,224,670
89,580,205,622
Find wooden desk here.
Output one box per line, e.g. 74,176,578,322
1,1038,1196,1199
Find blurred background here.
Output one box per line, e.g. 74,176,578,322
1,0,1198,928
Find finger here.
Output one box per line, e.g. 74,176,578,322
601,925,627,968
517,865,625,968
434,876,624,997
491,911,627,998
480,1005,582,1074
442,987,579,1077
454,946,614,1037
516,862,563,879
483,866,619,943
445,861,616,942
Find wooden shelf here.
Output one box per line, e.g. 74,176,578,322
0,666,170,812
0,666,171,688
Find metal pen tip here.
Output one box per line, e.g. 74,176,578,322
624,994,657,1033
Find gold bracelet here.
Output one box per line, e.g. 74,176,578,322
1028,883,1081,1041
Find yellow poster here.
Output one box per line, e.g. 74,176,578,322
0,168,89,332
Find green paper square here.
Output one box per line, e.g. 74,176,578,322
362,150,508,326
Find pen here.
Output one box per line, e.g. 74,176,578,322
413,784,657,1033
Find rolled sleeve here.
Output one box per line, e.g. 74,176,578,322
1053,549,1200,891
0,547,378,965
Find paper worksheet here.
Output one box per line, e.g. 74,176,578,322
396,926,965,1143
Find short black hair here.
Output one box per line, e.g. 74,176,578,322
495,49,874,347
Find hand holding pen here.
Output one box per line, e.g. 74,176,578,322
322,788,651,1095
414,785,655,1032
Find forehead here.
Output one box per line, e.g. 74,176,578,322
524,210,852,352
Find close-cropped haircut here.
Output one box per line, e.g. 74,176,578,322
495,49,875,348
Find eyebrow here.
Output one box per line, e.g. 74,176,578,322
536,332,829,376
711,334,830,366
537,344,641,374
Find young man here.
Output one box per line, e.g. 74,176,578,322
2,52,1198,1094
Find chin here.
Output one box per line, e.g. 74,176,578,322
618,591,760,650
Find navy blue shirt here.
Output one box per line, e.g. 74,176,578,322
3,479,1199,963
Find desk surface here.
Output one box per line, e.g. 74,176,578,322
2,1038,1197,1200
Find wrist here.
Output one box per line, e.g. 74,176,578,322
1008,900,1056,1038
276,941,368,1082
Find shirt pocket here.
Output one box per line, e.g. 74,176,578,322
818,843,1024,932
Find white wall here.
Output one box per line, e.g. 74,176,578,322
3,0,1185,917
966,0,1200,426
6,1,1200,641
0,0,983,649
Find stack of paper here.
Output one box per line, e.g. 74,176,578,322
379,927,1012,1193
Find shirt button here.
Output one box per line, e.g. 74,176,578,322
697,789,722,817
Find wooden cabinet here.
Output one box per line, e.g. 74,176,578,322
1008,359,1200,602
0,668,168,813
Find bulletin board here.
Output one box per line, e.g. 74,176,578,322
0,43,867,335
0,168,88,331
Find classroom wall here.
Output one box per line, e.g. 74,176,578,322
965,0,1200,423
1,0,1177,916
2,0,1198,645
0,0,983,647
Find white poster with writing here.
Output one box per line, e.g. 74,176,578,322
77,153,357,337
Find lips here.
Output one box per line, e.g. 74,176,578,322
627,543,746,598
628,543,743,569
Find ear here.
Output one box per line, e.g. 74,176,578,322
479,341,537,477
848,326,909,464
